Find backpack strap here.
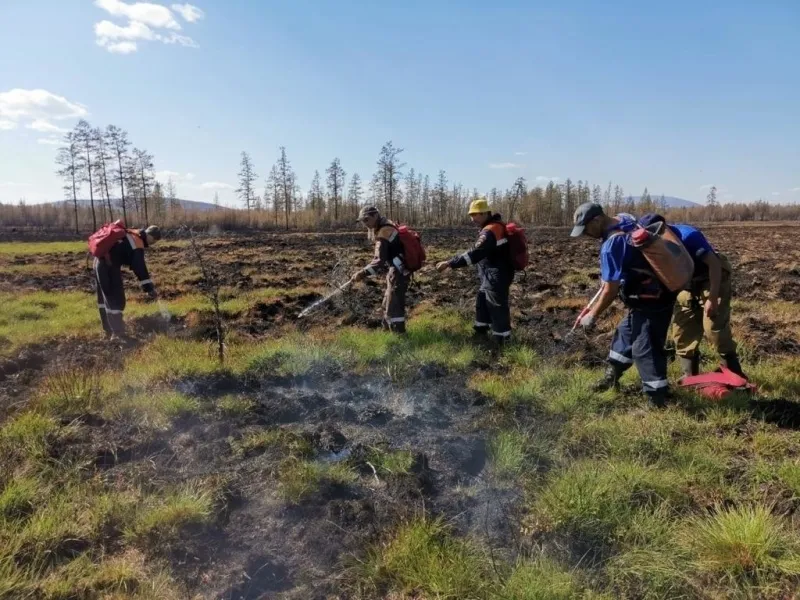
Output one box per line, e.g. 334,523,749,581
483,222,507,246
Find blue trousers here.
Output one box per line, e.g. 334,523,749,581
608,305,674,397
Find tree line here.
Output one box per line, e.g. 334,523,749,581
50,120,181,233
1,137,799,232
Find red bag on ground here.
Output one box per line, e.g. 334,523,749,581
396,225,426,272
505,222,529,271
88,220,128,259
678,366,756,401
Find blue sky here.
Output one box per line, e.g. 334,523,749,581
1,0,798,207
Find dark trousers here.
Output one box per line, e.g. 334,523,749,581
94,258,126,336
474,285,511,341
382,269,409,333
608,304,674,397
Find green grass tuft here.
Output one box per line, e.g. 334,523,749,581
503,557,584,600
126,484,216,544
367,448,416,476
277,458,357,503
488,430,528,478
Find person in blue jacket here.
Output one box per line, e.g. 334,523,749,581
639,213,744,378
571,203,676,407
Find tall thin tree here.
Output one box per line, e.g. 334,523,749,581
276,147,295,230
132,148,155,223
325,157,346,221
92,127,114,221
374,141,405,220
105,125,131,223
74,120,98,230
235,151,258,212
55,131,82,234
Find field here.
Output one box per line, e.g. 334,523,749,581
1,223,800,600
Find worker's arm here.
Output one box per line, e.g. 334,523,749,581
702,251,723,317
355,231,392,281
446,228,497,269
130,249,156,297
589,281,620,320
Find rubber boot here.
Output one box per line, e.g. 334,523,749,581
647,389,669,409
390,321,407,335
679,354,700,377
592,364,622,392
722,352,746,379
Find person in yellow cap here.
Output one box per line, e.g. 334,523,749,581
436,199,514,345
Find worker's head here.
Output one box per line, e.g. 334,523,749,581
144,225,162,245
467,198,492,227
571,203,607,239
356,206,381,230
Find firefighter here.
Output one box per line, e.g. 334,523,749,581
94,225,161,342
639,213,745,378
571,203,676,407
351,206,409,333
436,199,514,345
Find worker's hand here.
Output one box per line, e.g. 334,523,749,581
436,261,450,273
577,312,595,331
704,298,719,319
352,270,367,282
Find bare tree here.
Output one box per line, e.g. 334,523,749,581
74,120,98,230
132,148,155,223
434,170,448,225
348,172,363,217
613,185,624,214
105,125,131,223
276,147,295,230
404,168,418,224
592,184,603,206
93,127,114,221
235,151,258,212
267,165,280,226
374,141,405,220
509,177,527,220
325,157,346,221
165,177,180,216
56,131,82,234
213,191,220,208
421,174,431,221
309,170,325,217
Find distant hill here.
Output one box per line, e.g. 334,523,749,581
50,198,221,212
628,196,700,209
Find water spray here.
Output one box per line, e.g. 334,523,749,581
297,278,355,319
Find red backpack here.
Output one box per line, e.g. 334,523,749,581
88,220,128,259
679,366,756,401
396,225,426,272
505,222,529,271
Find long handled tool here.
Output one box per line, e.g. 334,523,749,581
297,278,355,319
565,285,604,340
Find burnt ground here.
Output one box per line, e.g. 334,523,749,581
1,223,799,598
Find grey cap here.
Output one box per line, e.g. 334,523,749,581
570,203,605,237
356,206,380,222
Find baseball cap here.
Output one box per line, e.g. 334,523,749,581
570,203,605,237
356,206,379,222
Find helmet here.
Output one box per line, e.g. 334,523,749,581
468,198,490,215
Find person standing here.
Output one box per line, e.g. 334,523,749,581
571,203,676,407
639,213,745,378
94,225,161,341
436,199,514,346
352,207,410,333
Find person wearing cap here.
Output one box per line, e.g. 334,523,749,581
571,204,676,407
95,225,161,342
436,199,514,346
639,214,744,378
352,207,409,333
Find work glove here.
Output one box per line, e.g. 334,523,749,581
574,310,595,332
352,270,367,282
436,261,451,273
704,298,719,319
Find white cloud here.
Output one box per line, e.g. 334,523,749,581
514,151,527,156
536,175,561,183
37,137,61,146
156,170,196,182
0,181,29,187
26,119,68,133
108,41,139,53
0,89,88,129
489,162,524,169
789,187,800,193
95,0,180,29
93,0,202,53
185,172,195,181
772,192,780,196
698,184,717,190
200,182,234,190
171,3,204,22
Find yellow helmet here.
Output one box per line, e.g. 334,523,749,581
468,198,490,215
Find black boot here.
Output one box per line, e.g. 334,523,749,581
722,353,746,378
593,364,622,392
390,321,407,335
679,354,700,377
647,389,669,409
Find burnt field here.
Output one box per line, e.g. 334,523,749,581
1,223,800,599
